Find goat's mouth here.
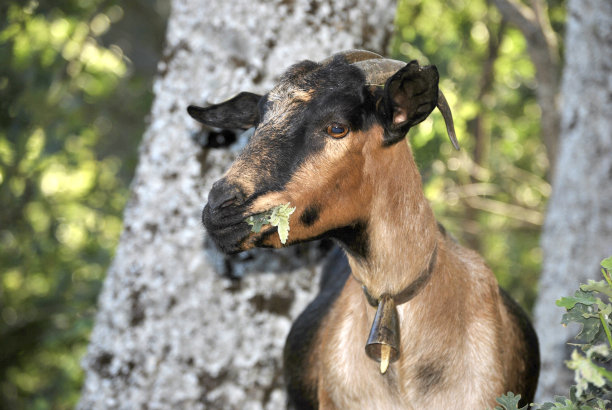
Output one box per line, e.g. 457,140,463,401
201,203,282,254
201,203,248,254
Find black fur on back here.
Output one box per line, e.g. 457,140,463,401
283,245,351,409
499,287,540,405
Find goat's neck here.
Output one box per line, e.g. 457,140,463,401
347,139,439,300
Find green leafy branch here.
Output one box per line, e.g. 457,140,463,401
557,257,612,349
496,256,612,410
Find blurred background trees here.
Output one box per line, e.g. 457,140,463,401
0,1,168,408
5,0,608,407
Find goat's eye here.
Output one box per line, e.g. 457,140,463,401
326,124,349,139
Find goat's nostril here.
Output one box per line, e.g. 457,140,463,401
208,180,245,211
219,198,236,209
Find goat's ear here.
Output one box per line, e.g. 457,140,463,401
378,61,439,144
187,92,262,129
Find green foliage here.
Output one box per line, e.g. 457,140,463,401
496,391,528,410
601,257,612,272
557,290,598,310
391,0,565,311
498,258,612,410
0,0,165,408
246,203,296,244
566,347,612,397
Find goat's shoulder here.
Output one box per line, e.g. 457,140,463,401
437,229,539,405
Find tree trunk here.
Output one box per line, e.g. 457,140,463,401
533,0,612,400
78,1,396,408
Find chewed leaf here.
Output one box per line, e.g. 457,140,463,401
246,213,269,233
268,203,295,244
245,203,295,244
277,218,290,244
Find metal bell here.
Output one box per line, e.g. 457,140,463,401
365,294,400,374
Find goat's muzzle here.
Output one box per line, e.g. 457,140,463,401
202,179,252,254
208,179,246,211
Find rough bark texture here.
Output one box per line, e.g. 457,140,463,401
533,0,612,400
78,0,395,409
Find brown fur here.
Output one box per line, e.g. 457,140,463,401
225,123,536,407
309,228,528,409
301,144,503,407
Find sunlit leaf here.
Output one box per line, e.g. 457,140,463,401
580,281,612,299
566,349,608,397
557,290,598,310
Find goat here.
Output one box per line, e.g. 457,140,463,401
187,50,539,409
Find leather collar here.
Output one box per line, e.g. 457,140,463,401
362,243,438,307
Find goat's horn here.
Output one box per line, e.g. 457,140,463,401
437,90,460,150
322,49,383,65
352,59,406,86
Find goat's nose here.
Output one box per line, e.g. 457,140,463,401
207,179,245,211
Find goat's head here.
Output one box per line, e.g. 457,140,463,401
188,50,457,255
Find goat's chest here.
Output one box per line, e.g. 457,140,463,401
317,310,476,410
314,279,503,409
318,344,414,410
315,290,425,409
